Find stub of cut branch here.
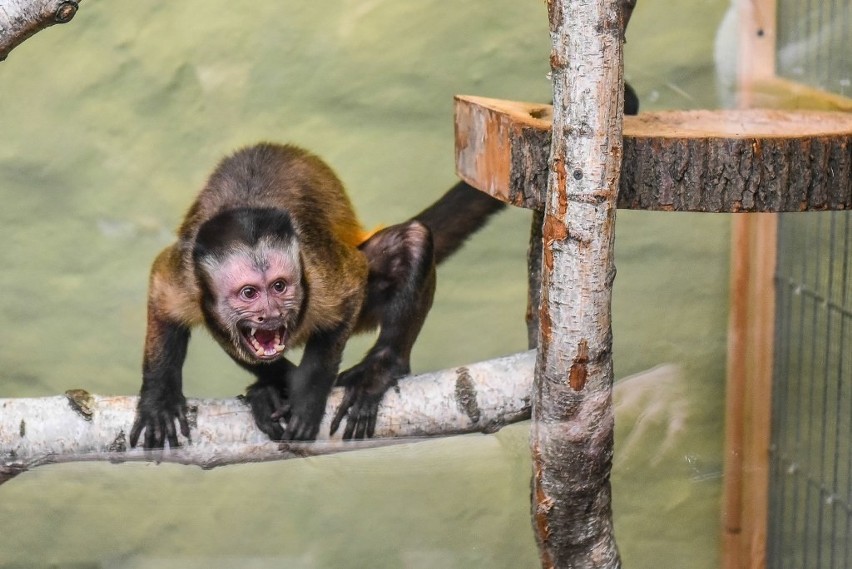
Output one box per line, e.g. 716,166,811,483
0,0,81,61
0,351,534,484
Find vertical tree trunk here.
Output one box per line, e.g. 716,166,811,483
530,0,626,566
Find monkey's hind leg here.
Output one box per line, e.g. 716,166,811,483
331,221,437,439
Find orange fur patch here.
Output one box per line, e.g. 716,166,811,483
354,225,384,246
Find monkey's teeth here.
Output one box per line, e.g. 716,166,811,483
246,326,286,357
273,330,286,353
247,331,265,356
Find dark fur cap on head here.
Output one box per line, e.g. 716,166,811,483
192,207,297,264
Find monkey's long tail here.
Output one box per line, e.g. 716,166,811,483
412,181,506,265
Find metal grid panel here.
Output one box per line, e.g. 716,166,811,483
776,0,852,97
769,211,852,569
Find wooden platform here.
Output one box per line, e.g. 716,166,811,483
455,96,852,213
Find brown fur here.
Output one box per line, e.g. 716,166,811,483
132,143,505,446
149,144,369,351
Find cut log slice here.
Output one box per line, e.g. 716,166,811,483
455,96,852,213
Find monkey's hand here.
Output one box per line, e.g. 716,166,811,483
331,351,408,440
275,385,327,441
245,382,288,441
129,388,190,450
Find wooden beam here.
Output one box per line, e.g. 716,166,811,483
722,215,776,569
721,4,781,569
736,0,776,108
455,96,852,213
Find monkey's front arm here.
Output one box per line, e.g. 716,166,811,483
130,312,191,450
244,303,357,442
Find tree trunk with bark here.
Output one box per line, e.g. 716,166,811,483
530,0,625,566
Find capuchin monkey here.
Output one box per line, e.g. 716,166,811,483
129,143,505,448
130,88,639,450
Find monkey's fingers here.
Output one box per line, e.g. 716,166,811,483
260,418,286,441
344,405,375,440
329,390,357,436
366,410,377,439
282,415,320,441
246,382,288,441
164,416,179,449
144,420,162,450
256,403,286,440
130,397,188,450
268,393,289,421
129,417,144,448
344,414,361,440
176,406,190,439
340,399,361,439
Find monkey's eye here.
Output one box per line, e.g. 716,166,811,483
239,286,259,301
271,280,287,293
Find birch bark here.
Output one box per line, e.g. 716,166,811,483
530,0,626,566
0,351,534,485
0,0,80,61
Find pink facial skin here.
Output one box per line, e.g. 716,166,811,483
202,242,303,361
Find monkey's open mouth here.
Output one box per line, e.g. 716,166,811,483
241,326,288,360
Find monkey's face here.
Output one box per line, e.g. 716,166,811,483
198,241,303,364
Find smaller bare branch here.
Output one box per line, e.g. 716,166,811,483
0,351,534,484
0,0,80,62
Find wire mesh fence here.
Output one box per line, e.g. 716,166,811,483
776,0,852,97
769,211,852,569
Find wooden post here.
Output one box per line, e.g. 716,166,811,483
736,0,776,108
722,3,779,569
530,0,625,566
722,215,777,569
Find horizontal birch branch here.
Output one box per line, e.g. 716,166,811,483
0,351,535,484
